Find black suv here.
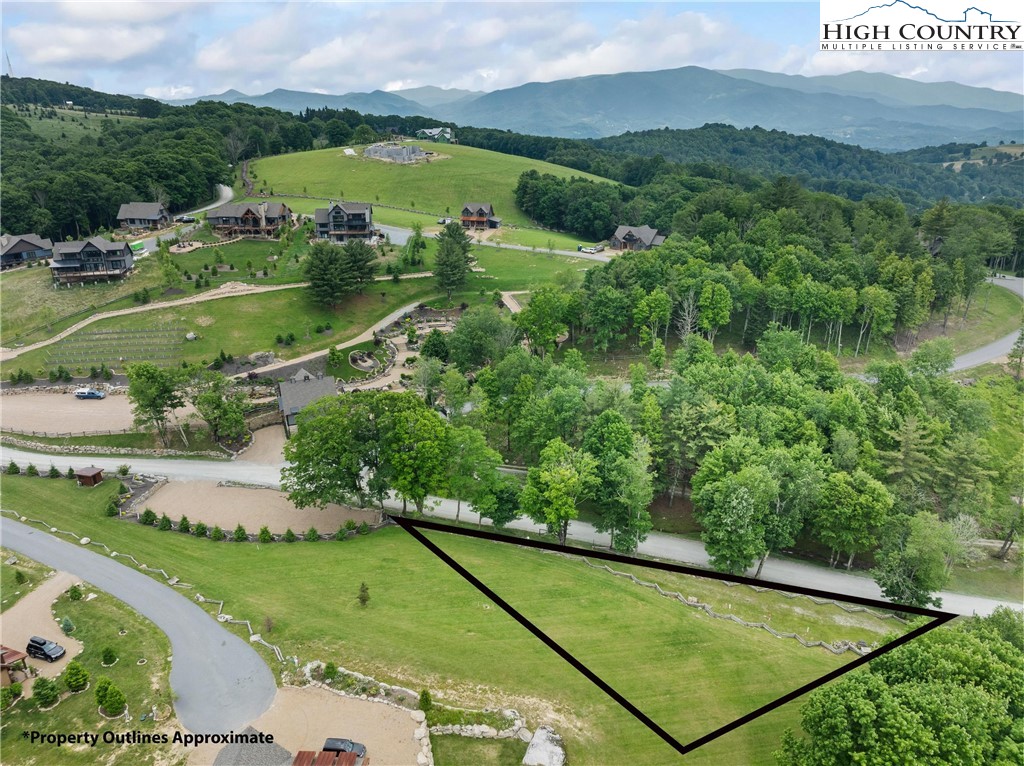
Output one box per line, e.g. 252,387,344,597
26,636,66,662
323,738,367,758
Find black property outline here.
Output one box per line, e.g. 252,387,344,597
392,515,956,758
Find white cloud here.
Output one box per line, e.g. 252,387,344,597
143,84,195,100
55,1,201,23
9,23,168,64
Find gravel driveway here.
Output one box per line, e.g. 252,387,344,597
1,392,195,434
0,517,276,734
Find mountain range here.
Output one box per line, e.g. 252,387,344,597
163,66,1022,152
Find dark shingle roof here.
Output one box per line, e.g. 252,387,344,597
278,373,337,420
462,203,493,216
208,202,291,220
52,237,131,260
0,234,53,256
314,202,371,223
612,225,664,247
117,202,167,220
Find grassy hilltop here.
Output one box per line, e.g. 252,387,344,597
249,142,614,229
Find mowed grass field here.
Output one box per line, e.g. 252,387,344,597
0,476,893,766
19,105,144,143
249,143,615,228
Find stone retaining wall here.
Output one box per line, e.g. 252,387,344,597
0,436,228,460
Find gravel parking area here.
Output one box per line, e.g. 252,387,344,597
190,686,421,766
142,480,379,533
0,570,84,694
1,392,194,434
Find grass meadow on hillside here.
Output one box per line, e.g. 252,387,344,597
0,475,892,766
249,143,615,229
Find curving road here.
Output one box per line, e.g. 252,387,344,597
0,514,276,734
952,276,1024,371
2,444,1018,617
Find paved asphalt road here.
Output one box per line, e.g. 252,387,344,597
2,445,1017,617
952,276,1023,371
0,515,277,734
135,184,235,254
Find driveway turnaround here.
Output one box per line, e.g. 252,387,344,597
0,517,277,734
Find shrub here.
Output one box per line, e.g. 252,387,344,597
344,519,358,532
6,461,20,475
177,516,191,534
0,688,11,710
26,463,39,477
32,677,59,707
193,522,208,538
101,647,117,665
304,526,319,542
63,660,89,692
211,525,225,541
14,569,26,585
90,365,100,378
95,677,112,707
65,466,76,479
275,334,284,345
117,464,131,477
357,522,370,536
101,684,126,716
211,358,223,370
283,528,297,543
233,524,247,542
358,582,370,608
68,585,83,601
315,324,324,334
286,332,296,344
262,615,274,634
105,500,119,517
60,616,75,634
157,514,173,531
258,526,273,544
48,464,61,479
323,661,338,681
139,508,157,525
418,688,433,712
102,366,113,381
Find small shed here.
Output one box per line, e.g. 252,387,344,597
0,646,29,687
75,466,104,487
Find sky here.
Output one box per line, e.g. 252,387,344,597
2,1,1022,100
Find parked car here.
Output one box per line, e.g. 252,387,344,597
73,387,106,400
175,215,196,223
26,636,66,663
437,217,453,225
323,738,367,757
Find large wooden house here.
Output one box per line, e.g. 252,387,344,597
461,203,501,229
206,202,292,237
313,202,373,243
49,237,134,285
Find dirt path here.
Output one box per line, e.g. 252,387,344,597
189,686,421,766
141,480,378,533
0,570,84,695
1,392,196,434
242,426,287,464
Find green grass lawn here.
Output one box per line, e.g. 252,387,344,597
487,227,589,252
0,476,878,766
0,552,182,766
13,280,444,373
325,339,388,382
250,143,615,229
11,244,590,374
432,735,528,766
0,547,51,612
946,553,1023,602
1,427,227,457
